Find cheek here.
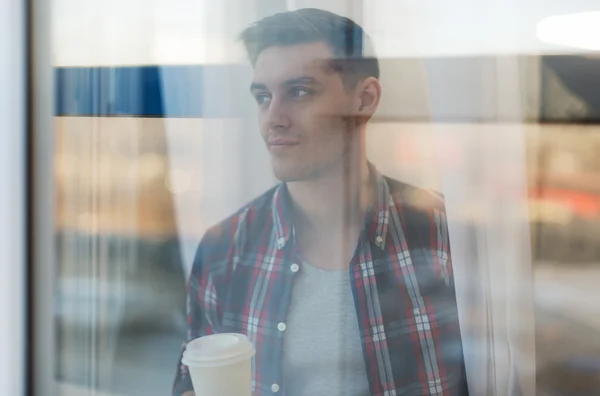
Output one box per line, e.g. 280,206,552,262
304,117,349,154
258,112,269,136
292,100,353,143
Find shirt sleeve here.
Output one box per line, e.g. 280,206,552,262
172,245,220,396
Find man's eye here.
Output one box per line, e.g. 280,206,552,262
290,88,311,98
255,93,271,105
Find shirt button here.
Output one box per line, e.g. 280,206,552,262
290,263,299,273
376,235,383,244
271,383,280,393
277,322,286,332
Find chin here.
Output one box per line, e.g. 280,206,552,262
272,169,304,182
271,162,313,182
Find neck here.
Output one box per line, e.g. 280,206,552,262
287,156,370,236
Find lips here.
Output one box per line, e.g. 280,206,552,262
267,137,299,154
268,137,300,146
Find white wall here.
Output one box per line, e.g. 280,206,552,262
53,0,600,67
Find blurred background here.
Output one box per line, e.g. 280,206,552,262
8,0,600,395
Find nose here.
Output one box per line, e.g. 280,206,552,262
264,97,291,131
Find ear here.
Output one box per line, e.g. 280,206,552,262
356,77,381,118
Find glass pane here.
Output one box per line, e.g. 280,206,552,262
50,1,600,395
0,2,26,395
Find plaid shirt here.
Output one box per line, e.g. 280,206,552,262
173,166,467,396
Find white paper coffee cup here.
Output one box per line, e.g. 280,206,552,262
182,333,255,396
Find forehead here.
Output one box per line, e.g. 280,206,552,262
252,42,338,87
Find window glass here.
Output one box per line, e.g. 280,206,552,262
51,1,600,395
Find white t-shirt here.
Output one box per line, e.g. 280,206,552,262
282,261,370,396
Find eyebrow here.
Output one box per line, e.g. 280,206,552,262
250,76,321,92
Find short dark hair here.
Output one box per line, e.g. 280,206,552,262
240,8,379,88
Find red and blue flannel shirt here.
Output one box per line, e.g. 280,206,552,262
173,165,467,395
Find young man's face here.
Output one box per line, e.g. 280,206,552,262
250,42,360,182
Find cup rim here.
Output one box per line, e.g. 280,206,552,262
182,333,255,368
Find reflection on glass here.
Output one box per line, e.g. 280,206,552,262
51,2,600,396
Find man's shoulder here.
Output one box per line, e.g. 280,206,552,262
383,177,450,254
383,176,446,214
196,185,278,260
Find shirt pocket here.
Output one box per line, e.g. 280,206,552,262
411,247,453,295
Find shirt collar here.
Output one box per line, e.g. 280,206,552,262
271,183,294,250
364,163,391,250
271,163,391,251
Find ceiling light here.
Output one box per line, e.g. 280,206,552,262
537,11,600,51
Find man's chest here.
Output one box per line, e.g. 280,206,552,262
219,239,453,332
218,241,463,390
221,245,455,345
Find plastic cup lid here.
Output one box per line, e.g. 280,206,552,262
182,333,255,368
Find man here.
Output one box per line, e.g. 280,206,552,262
173,8,467,396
